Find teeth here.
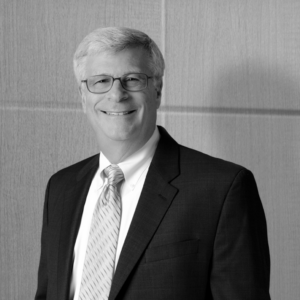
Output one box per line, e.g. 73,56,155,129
105,111,133,116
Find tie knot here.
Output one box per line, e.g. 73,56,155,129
103,164,124,186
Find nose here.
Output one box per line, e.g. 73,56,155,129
106,78,128,102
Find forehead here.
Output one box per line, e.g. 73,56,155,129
85,47,151,77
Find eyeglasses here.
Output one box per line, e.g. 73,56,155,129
81,73,153,94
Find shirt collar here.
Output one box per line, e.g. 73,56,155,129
98,126,160,191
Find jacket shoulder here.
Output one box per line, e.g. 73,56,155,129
178,144,247,178
49,153,99,183
175,145,257,210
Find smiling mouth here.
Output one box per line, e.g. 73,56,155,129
101,110,136,116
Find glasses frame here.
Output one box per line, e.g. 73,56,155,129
81,73,153,94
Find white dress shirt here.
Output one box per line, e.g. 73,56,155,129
69,127,160,300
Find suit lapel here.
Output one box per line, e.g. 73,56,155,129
57,155,99,300
109,127,180,300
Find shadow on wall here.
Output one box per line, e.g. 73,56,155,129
212,61,300,114
208,60,300,168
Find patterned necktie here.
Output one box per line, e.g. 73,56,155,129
79,164,124,300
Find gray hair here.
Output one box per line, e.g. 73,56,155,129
73,27,165,90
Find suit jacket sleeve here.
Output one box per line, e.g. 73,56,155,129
35,178,51,300
210,169,271,299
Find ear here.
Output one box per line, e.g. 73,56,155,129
78,86,87,113
155,88,162,109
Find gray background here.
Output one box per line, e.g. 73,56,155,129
0,0,299,299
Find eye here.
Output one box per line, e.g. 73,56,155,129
93,78,111,85
124,76,140,82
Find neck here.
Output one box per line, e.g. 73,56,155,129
101,142,135,164
98,136,152,164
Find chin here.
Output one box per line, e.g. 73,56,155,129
105,128,138,142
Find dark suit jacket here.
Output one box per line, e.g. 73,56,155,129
35,126,271,300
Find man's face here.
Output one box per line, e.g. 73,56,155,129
80,47,161,154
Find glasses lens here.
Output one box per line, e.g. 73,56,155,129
87,75,113,93
121,73,147,91
86,73,149,93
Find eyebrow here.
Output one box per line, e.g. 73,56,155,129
90,71,143,77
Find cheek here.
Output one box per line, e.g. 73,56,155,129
85,95,104,111
143,90,159,108
147,96,160,113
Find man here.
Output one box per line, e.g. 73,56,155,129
35,27,271,300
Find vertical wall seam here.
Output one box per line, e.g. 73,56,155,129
160,0,166,127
